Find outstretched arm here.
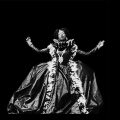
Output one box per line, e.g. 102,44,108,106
77,40,105,55
26,37,48,52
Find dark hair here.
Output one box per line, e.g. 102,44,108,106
54,28,70,39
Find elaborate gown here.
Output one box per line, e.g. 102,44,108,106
7,40,103,114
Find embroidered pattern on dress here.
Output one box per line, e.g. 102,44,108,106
42,44,57,113
69,60,89,114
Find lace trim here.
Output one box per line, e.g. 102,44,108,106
69,60,89,114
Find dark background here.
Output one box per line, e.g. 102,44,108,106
0,0,109,119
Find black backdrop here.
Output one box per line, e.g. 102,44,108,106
0,0,109,119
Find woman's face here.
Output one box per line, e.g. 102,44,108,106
58,30,66,40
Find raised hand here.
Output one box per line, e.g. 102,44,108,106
26,37,48,52
26,37,40,52
77,40,105,55
26,37,32,46
96,40,105,50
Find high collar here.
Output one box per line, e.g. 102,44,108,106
53,38,68,43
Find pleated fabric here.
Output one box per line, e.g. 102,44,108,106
7,61,103,114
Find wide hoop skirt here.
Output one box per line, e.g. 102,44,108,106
7,61,103,114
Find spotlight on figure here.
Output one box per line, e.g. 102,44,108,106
7,28,104,114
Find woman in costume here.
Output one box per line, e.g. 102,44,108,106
7,28,104,114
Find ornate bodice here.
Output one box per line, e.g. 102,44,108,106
47,42,78,64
